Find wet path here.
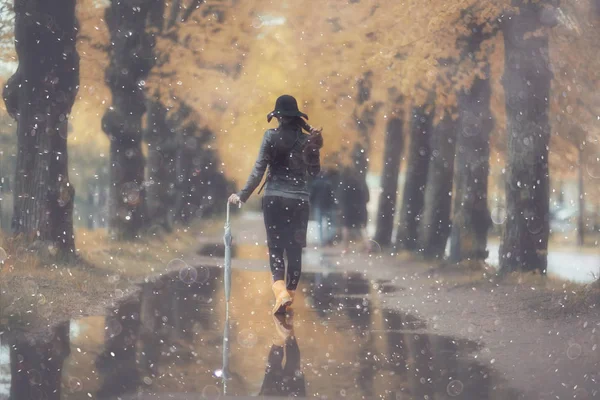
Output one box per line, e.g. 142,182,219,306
1,267,522,400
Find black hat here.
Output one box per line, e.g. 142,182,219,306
267,95,308,123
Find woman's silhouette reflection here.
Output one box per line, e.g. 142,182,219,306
259,315,306,397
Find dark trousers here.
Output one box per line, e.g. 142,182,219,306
263,196,308,290
269,247,302,290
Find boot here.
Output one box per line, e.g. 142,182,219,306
286,290,296,311
272,280,292,314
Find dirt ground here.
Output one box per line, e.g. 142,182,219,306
368,258,600,400
1,216,599,399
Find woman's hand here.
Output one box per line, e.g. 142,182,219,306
310,126,323,135
228,193,242,205
307,127,324,149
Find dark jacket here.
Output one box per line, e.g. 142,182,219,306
238,123,321,202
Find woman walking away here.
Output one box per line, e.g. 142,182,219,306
228,95,323,314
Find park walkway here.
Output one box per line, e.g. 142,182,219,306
188,211,599,400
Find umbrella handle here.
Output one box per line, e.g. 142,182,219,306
226,201,230,225
226,200,241,225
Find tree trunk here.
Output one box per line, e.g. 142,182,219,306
420,111,458,259
557,180,564,206
102,0,155,240
395,101,434,251
146,96,178,232
181,0,204,22
2,0,79,257
175,142,195,223
500,4,553,274
351,71,382,217
10,322,70,400
577,147,585,246
173,117,197,223
149,0,166,31
594,203,600,235
449,71,493,262
168,0,182,28
374,116,404,247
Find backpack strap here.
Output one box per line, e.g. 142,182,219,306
257,172,268,194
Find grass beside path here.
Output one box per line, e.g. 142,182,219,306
0,220,218,339
428,255,600,318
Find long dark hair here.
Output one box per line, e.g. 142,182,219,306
279,116,312,133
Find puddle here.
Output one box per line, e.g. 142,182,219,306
1,267,522,399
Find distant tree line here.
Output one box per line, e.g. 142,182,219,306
1,0,232,260
1,0,598,284
370,0,593,276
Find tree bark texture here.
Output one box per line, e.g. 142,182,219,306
374,90,404,247
102,0,155,240
146,96,178,232
175,137,196,222
396,101,434,251
2,0,79,257
172,105,197,223
189,129,232,217
374,116,404,247
352,72,382,201
148,0,166,32
500,3,553,274
10,322,70,400
449,72,493,262
419,111,458,259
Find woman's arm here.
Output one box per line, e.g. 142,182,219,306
237,131,271,203
305,128,323,177
307,150,321,177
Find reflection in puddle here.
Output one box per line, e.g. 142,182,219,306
259,315,305,397
1,267,523,399
0,346,10,399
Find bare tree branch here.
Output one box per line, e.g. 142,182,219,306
181,0,204,23
167,0,181,29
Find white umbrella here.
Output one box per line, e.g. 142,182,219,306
222,201,239,395
224,201,234,302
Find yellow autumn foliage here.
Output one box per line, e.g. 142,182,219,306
0,0,598,193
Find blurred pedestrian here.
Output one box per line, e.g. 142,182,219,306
309,169,335,247
340,167,371,253
228,95,323,314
